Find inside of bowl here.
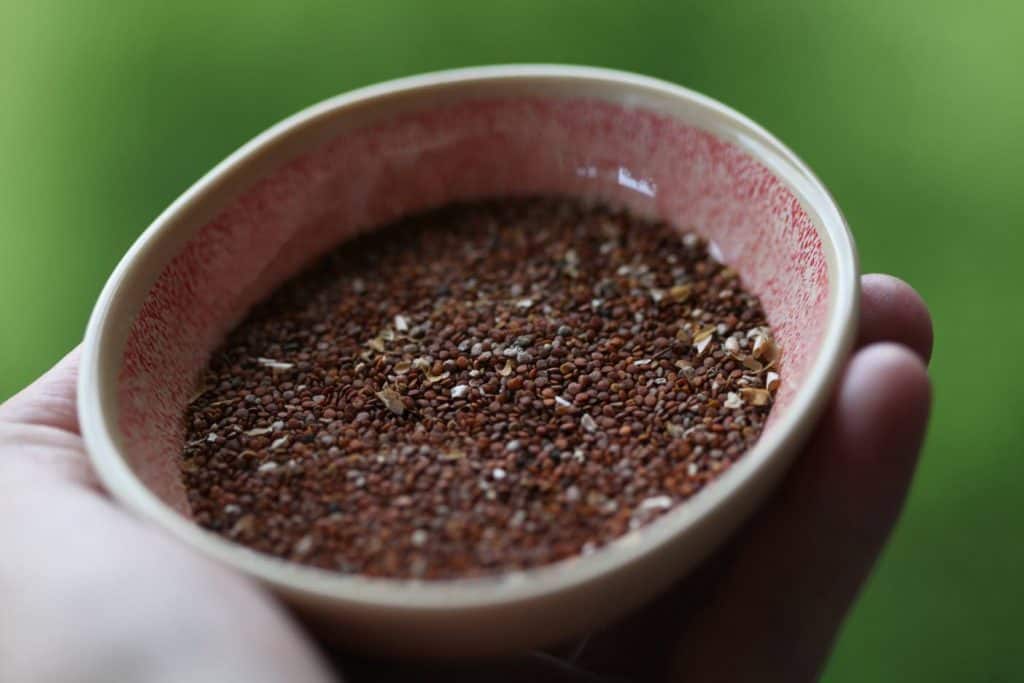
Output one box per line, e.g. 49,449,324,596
117,96,829,515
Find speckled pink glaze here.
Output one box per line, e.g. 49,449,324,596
118,98,826,515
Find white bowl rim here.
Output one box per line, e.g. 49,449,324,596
78,63,859,612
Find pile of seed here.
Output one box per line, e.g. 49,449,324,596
181,197,779,579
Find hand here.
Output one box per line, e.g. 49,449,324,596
0,274,931,682
0,352,335,681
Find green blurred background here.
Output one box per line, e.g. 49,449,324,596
2,1,1020,679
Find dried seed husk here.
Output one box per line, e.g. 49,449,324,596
694,326,716,356
751,329,778,363
668,284,693,303
693,326,716,343
375,388,406,415
723,392,743,409
257,357,294,371
740,387,772,406
665,422,685,438
739,354,764,372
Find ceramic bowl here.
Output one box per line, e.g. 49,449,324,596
78,65,858,657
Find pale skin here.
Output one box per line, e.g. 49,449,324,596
0,274,932,682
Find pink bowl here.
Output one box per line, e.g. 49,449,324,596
79,65,858,657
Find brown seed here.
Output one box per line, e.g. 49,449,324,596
181,197,775,580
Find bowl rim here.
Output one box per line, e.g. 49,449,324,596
78,63,859,612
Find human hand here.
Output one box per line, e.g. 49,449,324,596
0,274,931,682
0,351,335,681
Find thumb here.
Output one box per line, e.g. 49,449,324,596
0,347,98,490
0,346,81,433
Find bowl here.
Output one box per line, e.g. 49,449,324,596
78,64,858,657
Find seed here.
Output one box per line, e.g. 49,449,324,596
181,197,775,580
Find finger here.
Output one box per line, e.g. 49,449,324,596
0,346,81,433
667,343,931,682
859,274,932,362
